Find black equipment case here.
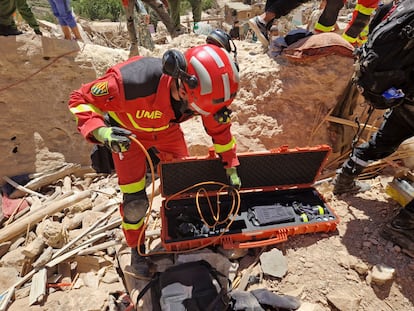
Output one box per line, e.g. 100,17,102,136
158,145,339,251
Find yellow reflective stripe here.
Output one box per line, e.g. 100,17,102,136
108,111,128,128
119,177,146,194
122,218,144,230
314,22,335,33
342,32,357,43
126,113,170,132
355,4,375,16
69,104,103,115
214,137,236,153
109,111,170,132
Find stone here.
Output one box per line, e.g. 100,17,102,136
260,248,288,278
37,219,68,248
371,264,395,285
327,288,361,311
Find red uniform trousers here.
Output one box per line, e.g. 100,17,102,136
342,0,378,44
315,0,379,45
114,123,189,248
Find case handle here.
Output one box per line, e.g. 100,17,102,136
223,231,288,249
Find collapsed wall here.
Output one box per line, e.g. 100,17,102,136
0,35,128,179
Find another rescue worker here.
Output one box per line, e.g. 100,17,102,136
332,0,414,252
48,0,82,40
314,0,379,46
68,31,241,277
0,0,42,36
168,0,201,34
121,0,154,58
248,0,314,48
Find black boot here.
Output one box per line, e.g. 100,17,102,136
332,171,371,195
390,208,414,230
130,245,150,279
7,26,23,36
0,25,23,36
381,208,414,252
0,25,9,36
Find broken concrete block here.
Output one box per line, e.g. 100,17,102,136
37,219,68,248
327,288,361,311
0,267,20,292
81,271,100,289
32,246,54,269
62,213,84,230
22,236,45,259
74,255,101,273
81,211,105,229
371,264,395,285
0,248,26,270
0,241,11,258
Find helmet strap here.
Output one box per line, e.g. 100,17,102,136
176,79,190,106
213,107,232,124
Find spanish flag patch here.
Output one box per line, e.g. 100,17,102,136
91,81,109,96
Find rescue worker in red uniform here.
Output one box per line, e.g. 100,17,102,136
314,0,379,46
68,36,241,277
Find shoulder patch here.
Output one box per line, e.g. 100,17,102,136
91,81,109,96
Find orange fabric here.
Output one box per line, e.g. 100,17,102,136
282,33,355,62
1,194,30,218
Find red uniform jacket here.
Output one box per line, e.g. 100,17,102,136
68,56,239,168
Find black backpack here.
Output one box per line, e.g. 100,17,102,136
353,0,414,109
137,260,230,311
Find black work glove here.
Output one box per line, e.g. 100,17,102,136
34,29,42,35
93,127,132,153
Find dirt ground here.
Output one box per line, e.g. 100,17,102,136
274,173,414,311
3,169,413,311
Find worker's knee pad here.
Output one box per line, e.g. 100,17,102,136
122,191,149,223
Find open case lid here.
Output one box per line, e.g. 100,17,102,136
159,145,331,198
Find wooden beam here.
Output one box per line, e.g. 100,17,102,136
52,205,118,259
29,268,47,306
2,176,46,199
325,115,378,132
9,163,82,199
77,240,120,256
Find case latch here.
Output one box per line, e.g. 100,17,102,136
208,148,218,159
271,145,289,153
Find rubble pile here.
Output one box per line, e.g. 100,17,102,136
0,164,130,310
